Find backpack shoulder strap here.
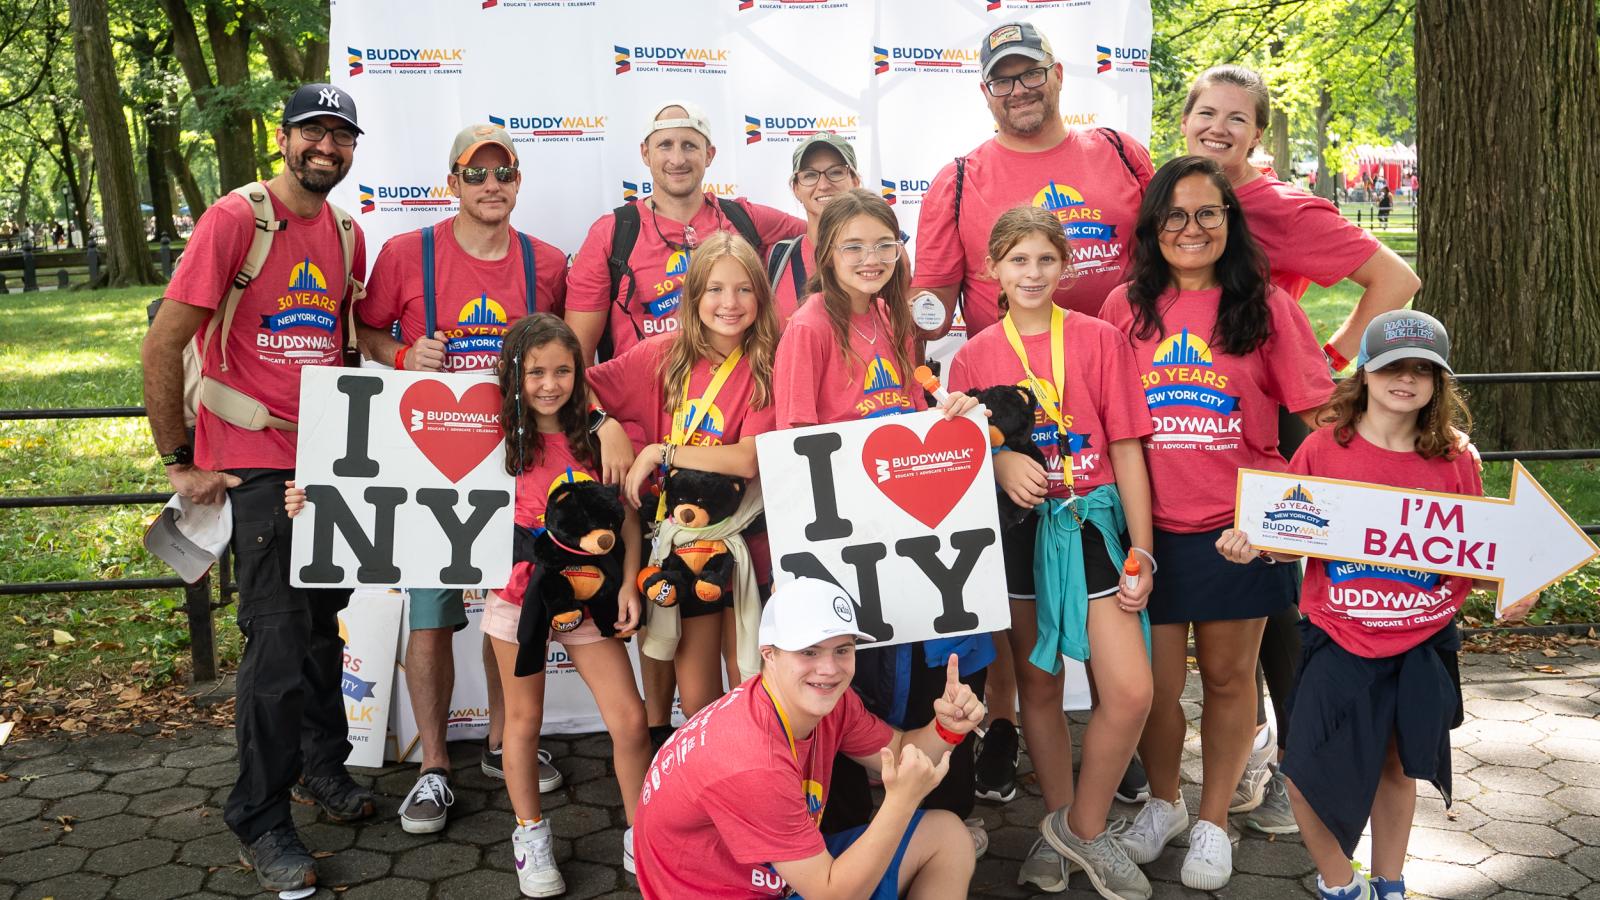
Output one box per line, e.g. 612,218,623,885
607,202,641,308
953,156,967,236
420,224,437,337
515,230,537,311
209,184,284,372
717,198,763,256
1096,128,1138,183
766,236,799,287
325,199,362,356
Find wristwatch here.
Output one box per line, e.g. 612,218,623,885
159,444,194,467
587,405,608,434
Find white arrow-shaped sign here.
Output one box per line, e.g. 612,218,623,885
1235,461,1598,617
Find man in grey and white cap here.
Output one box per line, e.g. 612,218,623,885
632,578,982,899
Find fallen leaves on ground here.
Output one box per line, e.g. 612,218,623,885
0,663,236,739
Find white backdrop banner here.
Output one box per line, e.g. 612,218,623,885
329,0,1153,267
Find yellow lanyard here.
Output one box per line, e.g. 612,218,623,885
1000,306,1068,435
759,678,800,764
670,346,742,446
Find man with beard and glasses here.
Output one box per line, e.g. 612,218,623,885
142,83,372,894
908,22,1154,894
354,124,572,836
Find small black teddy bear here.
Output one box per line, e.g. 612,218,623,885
513,479,626,659
970,384,1045,530
637,467,746,608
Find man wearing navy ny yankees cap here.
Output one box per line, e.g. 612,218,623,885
143,81,370,894
633,578,981,899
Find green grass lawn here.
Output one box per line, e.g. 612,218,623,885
1,278,1594,693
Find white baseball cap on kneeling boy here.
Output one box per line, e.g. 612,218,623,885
759,578,876,651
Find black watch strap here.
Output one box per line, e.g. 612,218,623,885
160,444,194,467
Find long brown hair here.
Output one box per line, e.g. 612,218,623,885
1318,366,1474,460
813,188,916,383
498,313,595,475
986,205,1074,316
660,231,779,413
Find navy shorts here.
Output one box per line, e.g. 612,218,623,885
1146,527,1298,625
1002,512,1121,601
792,809,925,900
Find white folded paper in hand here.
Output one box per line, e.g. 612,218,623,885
143,494,233,584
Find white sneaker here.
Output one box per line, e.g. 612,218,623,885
964,817,989,860
512,820,564,897
1180,820,1233,891
1116,795,1187,865
1017,836,1069,893
623,826,635,875
1230,725,1275,813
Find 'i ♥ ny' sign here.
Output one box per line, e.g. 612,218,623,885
291,366,514,590
757,409,1009,647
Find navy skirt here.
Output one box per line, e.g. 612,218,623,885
1147,526,1299,625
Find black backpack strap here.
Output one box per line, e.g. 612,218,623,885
515,230,537,311
766,237,808,307
420,225,437,338
602,202,644,360
1096,128,1138,183
952,156,968,319
717,197,764,256
788,241,807,303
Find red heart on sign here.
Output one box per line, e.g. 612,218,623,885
860,417,986,528
398,380,503,483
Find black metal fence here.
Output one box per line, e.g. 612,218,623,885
0,239,183,293
2,372,1597,684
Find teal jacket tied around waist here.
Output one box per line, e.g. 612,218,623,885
1029,482,1151,674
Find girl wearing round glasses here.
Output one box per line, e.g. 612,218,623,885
773,188,989,851
1098,157,1332,891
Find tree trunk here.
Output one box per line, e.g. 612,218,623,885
204,0,256,188
52,101,91,249
69,0,159,285
144,112,178,239
161,0,256,191
1267,40,1292,180
1312,85,1335,201
158,113,206,220
1416,0,1600,449
17,147,36,227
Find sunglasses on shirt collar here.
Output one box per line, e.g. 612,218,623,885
455,165,518,185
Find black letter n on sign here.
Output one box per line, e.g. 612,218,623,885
297,484,406,584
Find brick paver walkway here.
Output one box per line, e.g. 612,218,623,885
2,647,1597,899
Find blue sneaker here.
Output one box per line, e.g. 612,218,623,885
1317,871,1373,899
1370,875,1405,899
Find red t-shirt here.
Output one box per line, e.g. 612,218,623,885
500,433,601,605
914,130,1153,335
635,677,895,900
588,333,777,449
945,313,1150,496
767,235,815,327
359,218,567,373
1099,285,1333,532
566,194,805,356
1233,174,1381,302
167,183,368,471
1289,428,1483,658
773,296,927,428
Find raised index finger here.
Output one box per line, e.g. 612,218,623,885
946,653,961,688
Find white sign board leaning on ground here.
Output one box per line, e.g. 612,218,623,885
290,366,514,590
1235,462,1599,618
757,409,1010,645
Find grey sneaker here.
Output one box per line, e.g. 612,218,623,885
1018,835,1069,893
1040,810,1152,900
290,771,377,822
1117,794,1187,865
965,816,989,859
538,748,563,793
1246,768,1300,834
1230,728,1275,813
399,769,454,834
238,826,316,892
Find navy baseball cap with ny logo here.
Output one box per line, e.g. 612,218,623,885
283,83,362,134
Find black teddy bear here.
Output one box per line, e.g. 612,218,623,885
637,467,745,609
971,384,1045,530
512,480,625,676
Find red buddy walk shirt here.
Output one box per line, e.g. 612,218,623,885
168,182,367,471
767,235,815,328
773,295,927,429
945,312,1151,497
914,129,1153,336
1233,173,1381,302
1289,427,1483,658
359,218,568,374
566,194,805,357
1099,284,1333,533
500,432,602,605
634,676,895,899
588,333,777,449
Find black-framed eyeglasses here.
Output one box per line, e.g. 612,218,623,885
297,122,358,147
456,165,518,185
796,165,854,187
1161,205,1228,232
984,65,1050,97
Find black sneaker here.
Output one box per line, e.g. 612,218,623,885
238,826,316,892
290,771,377,823
973,719,1020,802
1115,753,1152,804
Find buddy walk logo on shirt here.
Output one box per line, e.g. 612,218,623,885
1018,378,1094,482
258,257,340,361
859,353,914,419
443,294,510,373
1032,182,1123,274
1139,329,1243,447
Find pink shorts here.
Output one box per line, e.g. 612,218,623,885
482,590,605,647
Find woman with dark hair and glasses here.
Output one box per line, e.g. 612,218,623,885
1098,156,1333,891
